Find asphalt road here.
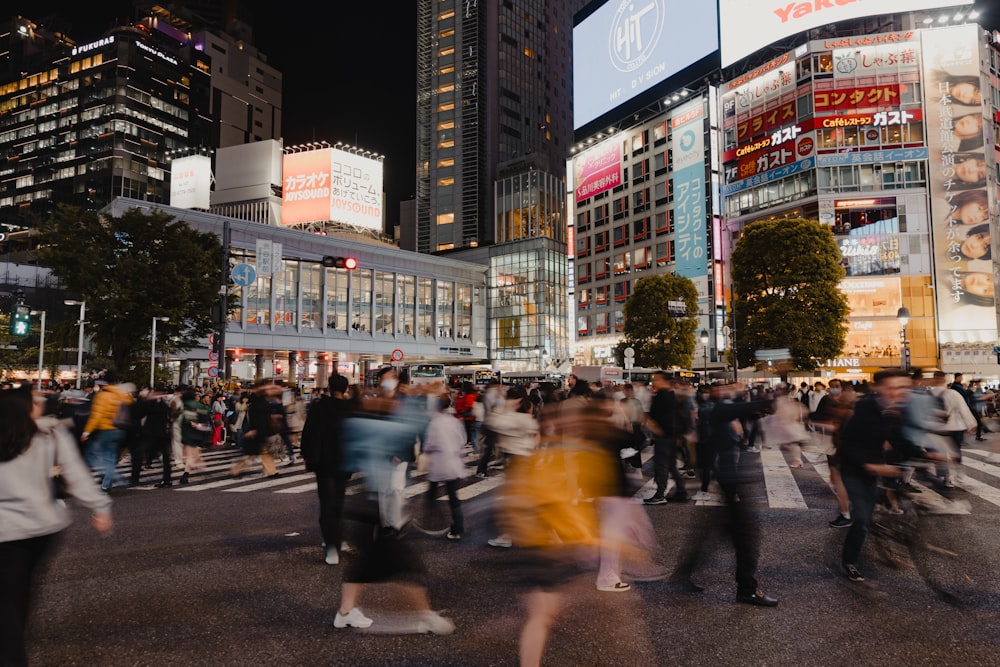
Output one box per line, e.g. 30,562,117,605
23,443,1000,666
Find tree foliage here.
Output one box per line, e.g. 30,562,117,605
618,273,699,369
730,217,848,372
35,205,221,380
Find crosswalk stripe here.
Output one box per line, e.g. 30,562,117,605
760,447,808,509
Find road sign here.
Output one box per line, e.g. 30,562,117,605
755,348,791,361
624,346,635,359
207,366,219,378
231,263,257,287
668,301,687,315
390,348,404,362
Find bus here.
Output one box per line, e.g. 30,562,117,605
574,366,700,386
626,367,701,385
444,366,500,387
501,371,566,389
408,363,447,385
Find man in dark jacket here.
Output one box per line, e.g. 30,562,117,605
132,390,174,487
300,374,354,565
669,382,778,606
839,369,938,583
644,372,687,504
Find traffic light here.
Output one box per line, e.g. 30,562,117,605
9,304,30,337
321,256,358,270
211,332,222,356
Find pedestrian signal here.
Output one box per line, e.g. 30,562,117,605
321,256,358,270
9,305,30,336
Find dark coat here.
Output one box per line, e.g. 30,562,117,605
241,392,274,456
299,395,353,474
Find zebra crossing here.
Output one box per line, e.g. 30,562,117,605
103,440,1000,514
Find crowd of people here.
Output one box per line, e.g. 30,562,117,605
1,364,995,666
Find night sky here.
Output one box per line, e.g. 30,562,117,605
7,2,999,226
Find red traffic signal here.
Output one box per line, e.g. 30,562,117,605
321,256,357,270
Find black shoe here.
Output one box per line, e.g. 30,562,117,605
475,472,488,479
154,480,172,488
736,590,778,607
266,472,281,479
976,437,986,441
179,472,189,485
901,482,922,494
829,514,853,528
644,496,667,505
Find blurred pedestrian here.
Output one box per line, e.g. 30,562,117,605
0,384,113,666
300,374,354,565
132,389,174,487
178,388,212,484
80,371,133,492
229,381,281,480
421,393,468,540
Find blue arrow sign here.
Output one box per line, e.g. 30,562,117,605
231,263,257,287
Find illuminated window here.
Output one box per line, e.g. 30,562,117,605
437,243,455,251
438,176,455,186
439,28,455,38
436,212,455,225
438,47,455,57
439,65,455,75
438,157,455,167
524,46,535,59
438,101,455,112
438,139,455,148
437,120,455,130
437,83,455,93
439,9,455,19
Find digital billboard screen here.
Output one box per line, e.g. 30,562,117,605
573,0,719,131
282,147,384,230
719,0,965,68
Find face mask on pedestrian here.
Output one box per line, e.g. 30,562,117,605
829,388,841,396
380,378,399,392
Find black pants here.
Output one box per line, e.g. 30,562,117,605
476,429,497,475
0,532,58,667
652,436,686,498
695,439,716,493
672,483,760,595
132,435,172,484
427,479,464,534
316,471,352,550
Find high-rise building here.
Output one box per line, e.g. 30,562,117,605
0,4,280,229
413,0,586,371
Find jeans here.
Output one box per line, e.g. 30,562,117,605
841,472,877,566
86,429,125,490
652,436,686,498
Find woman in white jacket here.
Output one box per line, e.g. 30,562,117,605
0,385,112,666
422,394,469,540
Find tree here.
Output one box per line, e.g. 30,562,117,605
617,273,699,369
730,217,848,374
36,205,221,382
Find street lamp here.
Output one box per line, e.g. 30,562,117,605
700,329,709,384
150,316,170,389
897,306,910,370
29,310,45,390
63,300,86,389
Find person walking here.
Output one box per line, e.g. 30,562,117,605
133,389,174,488
669,382,779,606
229,381,281,480
644,371,688,504
0,385,113,666
299,374,354,565
421,393,468,540
178,389,212,484
80,371,134,493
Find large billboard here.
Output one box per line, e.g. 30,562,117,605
282,147,384,230
573,139,623,203
719,0,964,68
670,98,708,280
573,0,719,131
921,24,996,344
169,155,212,210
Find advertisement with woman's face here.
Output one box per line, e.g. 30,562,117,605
922,26,997,344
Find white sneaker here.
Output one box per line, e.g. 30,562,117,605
334,607,373,629
325,546,339,565
596,581,632,592
691,491,712,502
415,610,455,635
488,536,513,548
